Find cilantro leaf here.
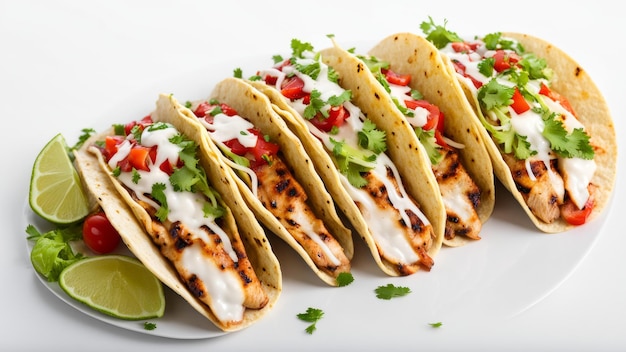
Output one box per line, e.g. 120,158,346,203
151,183,169,222
303,90,326,119
291,38,314,59
358,119,387,154
297,307,324,334
375,283,411,300
414,127,443,165
477,79,514,111
329,137,377,188
336,272,354,287
143,322,157,331
420,17,463,49
542,114,594,160
429,322,443,328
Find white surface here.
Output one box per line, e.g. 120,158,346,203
2,1,624,351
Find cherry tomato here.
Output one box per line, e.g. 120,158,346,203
82,212,121,254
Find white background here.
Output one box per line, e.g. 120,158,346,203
2,1,624,351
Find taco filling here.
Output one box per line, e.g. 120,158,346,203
422,19,597,226
358,54,483,241
90,115,269,324
188,98,351,278
253,39,435,275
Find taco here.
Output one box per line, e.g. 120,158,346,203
319,35,495,247
420,18,617,232
154,80,353,286
248,38,446,277
73,108,281,332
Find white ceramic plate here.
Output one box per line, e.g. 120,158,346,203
22,43,610,339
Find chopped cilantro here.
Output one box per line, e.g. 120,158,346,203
429,322,443,328
329,137,377,188
291,38,314,59
131,169,141,184
358,119,387,154
143,322,157,330
233,68,242,79
336,272,354,287
414,127,443,165
297,307,324,334
71,128,96,151
420,17,463,49
151,183,169,222
375,283,411,300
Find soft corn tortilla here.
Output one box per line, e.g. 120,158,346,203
322,34,495,247
74,106,282,332
249,74,445,277
444,32,616,233
156,78,353,286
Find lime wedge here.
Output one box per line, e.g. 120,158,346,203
59,255,165,320
29,133,89,225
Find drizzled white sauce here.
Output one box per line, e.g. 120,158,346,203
109,123,245,322
273,54,430,265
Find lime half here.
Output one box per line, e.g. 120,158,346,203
59,255,165,320
29,133,89,224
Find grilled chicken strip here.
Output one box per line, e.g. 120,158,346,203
357,167,434,275
135,196,269,310
432,148,482,241
254,155,351,277
502,153,564,223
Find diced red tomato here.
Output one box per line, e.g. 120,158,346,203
309,105,349,132
249,130,280,165
539,83,577,117
127,145,151,171
452,60,483,89
510,87,530,114
224,138,248,156
280,76,307,100
492,50,521,73
561,191,595,226
451,42,479,53
103,135,125,161
404,99,441,131
124,115,152,136
194,101,238,117
383,68,411,86
434,129,449,149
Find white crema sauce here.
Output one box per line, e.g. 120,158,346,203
108,123,247,322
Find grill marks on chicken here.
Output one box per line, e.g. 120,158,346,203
254,155,351,277
432,148,482,241
133,194,269,311
502,153,563,223
357,167,434,275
